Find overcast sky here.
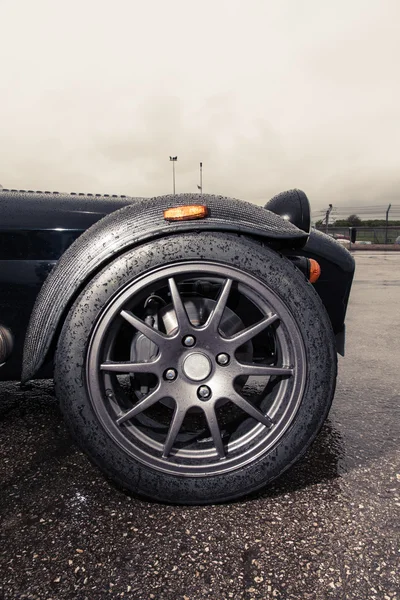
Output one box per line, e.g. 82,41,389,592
1,0,399,211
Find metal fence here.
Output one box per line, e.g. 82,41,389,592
316,226,400,245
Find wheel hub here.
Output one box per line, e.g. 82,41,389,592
182,352,212,381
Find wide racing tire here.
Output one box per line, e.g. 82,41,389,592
55,232,337,504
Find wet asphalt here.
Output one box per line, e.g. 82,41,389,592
0,252,399,600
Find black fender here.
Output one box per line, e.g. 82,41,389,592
21,193,307,382
282,229,355,355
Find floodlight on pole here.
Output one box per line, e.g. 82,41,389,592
169,156,178,194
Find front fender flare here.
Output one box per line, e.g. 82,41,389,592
22,193,307,382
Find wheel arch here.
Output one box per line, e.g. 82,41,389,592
21,193,308,383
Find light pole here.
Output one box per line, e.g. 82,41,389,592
169,156,177,194
325,204,333,234
385,203,392,244
197,162,203,194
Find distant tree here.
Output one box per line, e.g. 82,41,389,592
347,214,362,227
363,219,400,227
332,214,362,227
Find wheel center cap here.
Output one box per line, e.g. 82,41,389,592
182,352,212,381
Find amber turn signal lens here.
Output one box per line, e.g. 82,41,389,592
163,205,208,221
308,259,321,283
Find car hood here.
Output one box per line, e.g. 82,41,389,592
0,189,141,230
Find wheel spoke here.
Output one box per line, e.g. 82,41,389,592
236,363,294,377
100,360,159,374
116,386,163,424
206,278,233,331
226,313,279,347
229,392,274,427
204,406,225,459
168,277,191,331
120,310,167,346
162,405,187,458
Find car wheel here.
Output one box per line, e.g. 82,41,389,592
55,232,337,504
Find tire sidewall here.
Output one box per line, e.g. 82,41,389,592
55,232,337,504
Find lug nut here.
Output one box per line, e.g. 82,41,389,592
216,353,230,366
183,335,196,347
197,385,211,400
164,368,177,381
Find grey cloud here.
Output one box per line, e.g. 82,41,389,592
0,0,399,212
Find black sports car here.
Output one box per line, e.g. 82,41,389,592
0,188,355,504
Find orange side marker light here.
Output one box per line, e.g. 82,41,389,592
163,205,208,221
308,259,321,283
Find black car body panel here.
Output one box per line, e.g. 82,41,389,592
0,189,354,382
0,189,138,380
282,229,354,354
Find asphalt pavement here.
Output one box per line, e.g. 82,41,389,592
1,252,399,600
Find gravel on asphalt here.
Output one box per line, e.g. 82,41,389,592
0,252,399,600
